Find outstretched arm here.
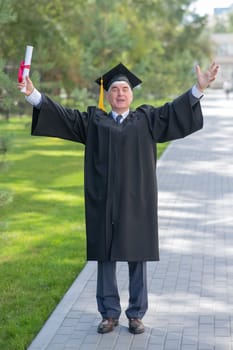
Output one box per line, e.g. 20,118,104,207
196,62,219,93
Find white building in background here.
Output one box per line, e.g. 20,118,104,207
214,4,233,16
209,5,233,88
211,33,233,88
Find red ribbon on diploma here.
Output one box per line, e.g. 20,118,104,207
18,61,31,83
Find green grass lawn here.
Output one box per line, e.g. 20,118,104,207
0,116,168,350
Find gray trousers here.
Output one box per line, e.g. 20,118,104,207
96,261,148,320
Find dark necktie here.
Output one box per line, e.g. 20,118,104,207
116,115,122,124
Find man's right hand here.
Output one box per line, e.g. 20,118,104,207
17,76,34,96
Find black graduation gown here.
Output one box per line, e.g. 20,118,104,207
31,90,203,262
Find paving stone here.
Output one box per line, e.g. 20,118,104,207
181,346,197,350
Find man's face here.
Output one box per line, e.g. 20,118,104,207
106,81,133,114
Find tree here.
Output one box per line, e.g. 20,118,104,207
0,0,212,103
0,1,14,220
0,0,17,119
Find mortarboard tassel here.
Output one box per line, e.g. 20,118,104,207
98,77,106,111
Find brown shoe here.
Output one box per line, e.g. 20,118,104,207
97,318,119,334
128,318,145,334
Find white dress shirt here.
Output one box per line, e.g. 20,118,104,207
111,110,129,123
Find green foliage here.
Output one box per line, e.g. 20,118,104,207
213,11,233,33
0,0,212,105
207,6,233,34
0,1,17,119
227,12,233,32
0,59,19,119
65,86,96,110
0,0,16,24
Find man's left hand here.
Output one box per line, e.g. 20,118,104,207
196,62,219,93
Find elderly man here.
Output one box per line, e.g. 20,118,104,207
18,61,218,334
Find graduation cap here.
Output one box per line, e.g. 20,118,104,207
95,62,142,111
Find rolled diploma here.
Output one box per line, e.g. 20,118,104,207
21,45,34,92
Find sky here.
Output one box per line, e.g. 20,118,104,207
191,0,233,15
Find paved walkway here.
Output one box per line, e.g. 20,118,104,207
28,90,233,350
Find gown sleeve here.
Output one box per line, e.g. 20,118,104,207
31,94,92,144
138,89,204,143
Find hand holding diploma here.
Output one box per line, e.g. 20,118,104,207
18,45,33,93
18,76,35,96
